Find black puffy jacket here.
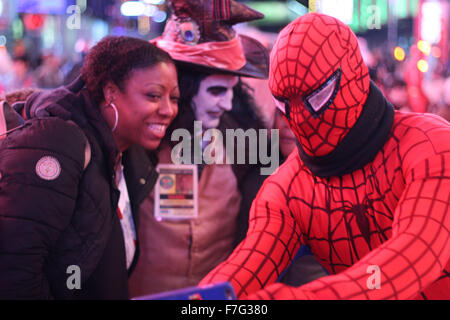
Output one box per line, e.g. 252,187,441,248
0,80,158,299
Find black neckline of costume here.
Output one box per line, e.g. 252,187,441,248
297,81,394,178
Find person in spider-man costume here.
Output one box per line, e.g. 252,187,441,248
200,13,450,299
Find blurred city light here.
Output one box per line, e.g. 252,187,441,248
317,0,353,24
23,14,44,30
0,35,6,47
12,18,24,40
153,10,167,23
92,20,109,43
394,46,406,61
420,1,442,44
138,15,150,35
120,1,146,16
17,0,68,15
120,1,161,19
76,0,87,13
244,2,289,24
74,38,89,53
143,4,157,17
417,59,429,73
142,0,165,4
75,38,87,53
431,46,441,59
417,40,431,55
286,0,307,16
42,16,56,49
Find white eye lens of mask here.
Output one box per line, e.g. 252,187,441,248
272,96,286,115
303,68,341,117
307,78,337,112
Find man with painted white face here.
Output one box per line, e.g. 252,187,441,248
127,0,270,297
192,75,239,130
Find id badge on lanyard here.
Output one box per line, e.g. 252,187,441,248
154,164,199,221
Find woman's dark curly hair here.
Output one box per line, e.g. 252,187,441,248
81,36,174,105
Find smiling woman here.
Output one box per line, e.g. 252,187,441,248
0,36,179,299
128,0,271,298
102,64,179,151
81,36,179,152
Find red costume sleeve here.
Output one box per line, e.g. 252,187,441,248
201,114,450,299
200,155,303,297
251,148,450,300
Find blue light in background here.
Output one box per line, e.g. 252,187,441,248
120,1,145,16
152,10,167,23
286,0,308,16
142,0,165,4
17,0,76,15
92,19,109,43
0,35,7,46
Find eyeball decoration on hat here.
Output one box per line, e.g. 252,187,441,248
177,18,200,45
152,0,269,79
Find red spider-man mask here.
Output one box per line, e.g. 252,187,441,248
269,13,370,157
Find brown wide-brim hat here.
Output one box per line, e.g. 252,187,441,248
153,0,269,79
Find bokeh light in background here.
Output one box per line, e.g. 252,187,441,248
142,0,165,4
431,46,441,59
417,40,431,56
420,0,442,44
76,0,87,13
138,15,150,35
11,19,24,40
92,19,109,42
143,4,157,16
74,38,88,53
314,0,353,24
23,14,45,31
119,0,167,35
152,10,167,23
417,59,429,73
42,15,56,49
120,1,146,16
286,0,308,17
394,46,406,61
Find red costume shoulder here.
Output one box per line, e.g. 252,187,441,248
392,111,450,162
